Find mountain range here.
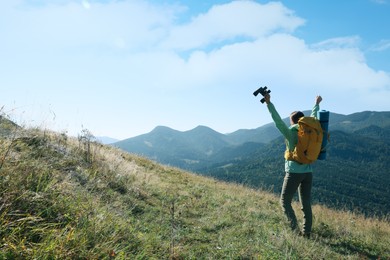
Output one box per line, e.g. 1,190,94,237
114,111,390,217
113,111,390,170
96,136,119,144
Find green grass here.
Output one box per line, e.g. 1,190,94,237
0,126,389,259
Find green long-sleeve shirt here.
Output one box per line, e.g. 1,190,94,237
267,102,320,173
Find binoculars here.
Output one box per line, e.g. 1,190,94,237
253,86,271,103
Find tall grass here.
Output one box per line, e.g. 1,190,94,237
0,123,389,259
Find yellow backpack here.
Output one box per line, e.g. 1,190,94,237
284,117,323,164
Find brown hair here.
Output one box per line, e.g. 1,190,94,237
290,111,304,124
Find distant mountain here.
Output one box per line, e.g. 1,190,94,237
353,125,390,140
114,111,390,168
96,136,120,144
114,125,231,168
225,123,280,144
113,111,390,216
328,111,390,133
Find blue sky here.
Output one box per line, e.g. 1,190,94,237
1,0,390,140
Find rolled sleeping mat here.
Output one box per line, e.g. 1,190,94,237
318,110,329,160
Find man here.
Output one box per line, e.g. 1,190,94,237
263,94,322,238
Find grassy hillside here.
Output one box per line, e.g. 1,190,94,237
0,126,389,259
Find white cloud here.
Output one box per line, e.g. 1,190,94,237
371,0,388,4
2,0,389,94
310,36,361,50
159,1,305,51
370,39,390,51
82,0,91,10
1,0,175,52
1,0,389,138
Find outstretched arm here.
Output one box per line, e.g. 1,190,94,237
311,95,322,118
264,94,291,139
264,93,271,105
316,95,322,105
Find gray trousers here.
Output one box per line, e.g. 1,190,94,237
280,172,313,235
